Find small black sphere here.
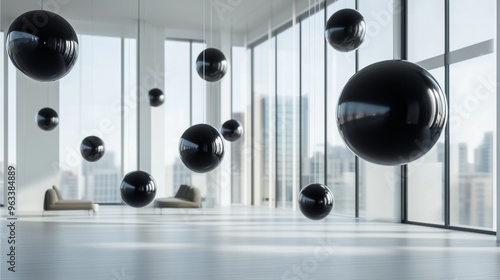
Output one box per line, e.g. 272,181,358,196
36,107,59,131
337,60,447,165
325,8,366,52
179,124,225,173
221,119,243,142
120,170,157,208
196,48,228,82
298,183,334,220
148,88,165,107
6,10,79,81
80,136,105,162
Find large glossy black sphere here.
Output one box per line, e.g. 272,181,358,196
120,170,157,208
221,119,243,142
325,9,366,52
179,124,224,173
36,107,59,131
196,48,228,82
298,183,334,220
337,60,448,165
80,136,105,162
6,10,79,81
148,88,165,107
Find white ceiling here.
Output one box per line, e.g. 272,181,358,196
1,0,297,36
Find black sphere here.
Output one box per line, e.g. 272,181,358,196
6,10,79,82
80,136,105,162
221,119,243,142
120,170,157,208
325,9,366,52
179,124,225,173
148,88,165,107
196,48,228,82
298,183,334,220
337,60,448,165
36,107,59,131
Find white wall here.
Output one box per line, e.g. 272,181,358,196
496,0,500,242
364,163,401,222
16,74,60,214
137,20,167,200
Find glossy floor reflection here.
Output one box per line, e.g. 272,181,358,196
1,206,499,280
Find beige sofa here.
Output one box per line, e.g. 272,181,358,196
43,186,98,214
154,185,202,209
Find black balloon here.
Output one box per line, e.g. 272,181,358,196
196,48,228,82
148,88,165,107
221,119,243,142
298,183,334,220
120,170,157,208
36,107,59,131
80,136,105,162
179,124,224,173
337,60,448,165
6,10,79,82
325,8,366,52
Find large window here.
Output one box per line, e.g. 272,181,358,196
0,31,4,205
301,8,326,196
326,0,357,216
407,0,497,232
231,46,251,205
59,35,135,203
357,0,395,218
277,25,300,208
252,38,276,206
164,39,206,197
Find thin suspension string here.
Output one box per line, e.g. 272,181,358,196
210,0,213,47
41,0,43,10
308,0,312,184
203,0,206,123
314,0,318,183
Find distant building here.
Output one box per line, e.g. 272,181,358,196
60,170,79,199
172,158,191,195
474,132,493,173
81,151,121,203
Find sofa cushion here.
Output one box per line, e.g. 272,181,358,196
44,189,58,210
175,184,189,198
53,185,63,200
53,200,94,210
154,197,201,208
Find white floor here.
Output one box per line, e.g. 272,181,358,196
1,206,500,280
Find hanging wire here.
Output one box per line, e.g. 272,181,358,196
307,0,311,185
41,0,43,10
203,0,206,123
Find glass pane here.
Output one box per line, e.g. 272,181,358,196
123,38,137,173
190,42,209,203
253,38,276,206
0,31,3,205
450,0,496,51
450,53,496,230
231,46,251,205
276,26,300,208
408,0,444,61
358,0,394,69
407,67,445,224
192,42,207,124
59,35,123,203
301,10,326,191
164,40,192,196
326,0,357,216
357,0,395,217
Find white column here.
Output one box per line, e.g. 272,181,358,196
496,0,499,241
137,18,167,199
16,75,60,214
